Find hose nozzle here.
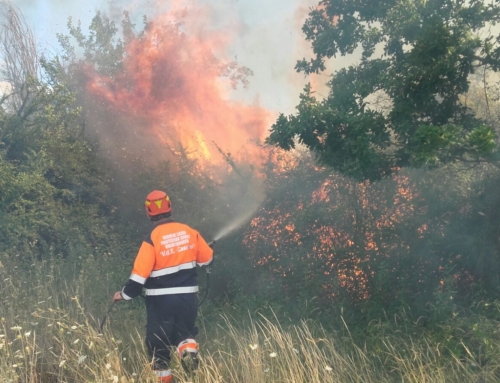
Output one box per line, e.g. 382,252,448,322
208,240,216,248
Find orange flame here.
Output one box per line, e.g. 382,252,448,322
84,6,272,167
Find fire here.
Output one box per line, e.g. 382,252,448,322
76,3,446,306
83,5,272,168
242,161,431,303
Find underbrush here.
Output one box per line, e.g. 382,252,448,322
1,255,500,382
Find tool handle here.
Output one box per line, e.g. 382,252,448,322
99,301,116,334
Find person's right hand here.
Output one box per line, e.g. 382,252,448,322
112,291,124,302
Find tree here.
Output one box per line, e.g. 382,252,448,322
0,2,40,111
0,3,119,260
268,0,500,181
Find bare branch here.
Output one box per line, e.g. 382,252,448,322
0,1,40,110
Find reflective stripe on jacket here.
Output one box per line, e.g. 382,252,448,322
122,220,213,299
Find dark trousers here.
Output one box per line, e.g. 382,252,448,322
145,293,199,370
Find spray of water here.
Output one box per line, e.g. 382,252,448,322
213,205,259,241
213,171,265,242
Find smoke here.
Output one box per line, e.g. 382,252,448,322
68,0,277,235
13,0,345,236
14,0,342,114
82,4,272,164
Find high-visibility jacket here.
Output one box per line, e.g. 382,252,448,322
121,219,213,299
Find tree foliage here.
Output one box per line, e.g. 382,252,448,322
57,12,133,75
268,0,500,180
0,57,117,260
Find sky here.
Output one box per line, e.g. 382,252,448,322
9,0,351,115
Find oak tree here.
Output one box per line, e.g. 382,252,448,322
268,0,500,180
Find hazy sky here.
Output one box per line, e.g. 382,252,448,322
10,0,351,115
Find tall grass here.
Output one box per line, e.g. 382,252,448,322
1,255,499,382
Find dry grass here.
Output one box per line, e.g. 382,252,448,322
0,257,499,383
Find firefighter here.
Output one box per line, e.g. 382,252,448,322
112,190,213,383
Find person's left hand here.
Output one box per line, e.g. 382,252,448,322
113,291,124,302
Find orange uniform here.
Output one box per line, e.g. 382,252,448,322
117,191,211,382
121,219,213,299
